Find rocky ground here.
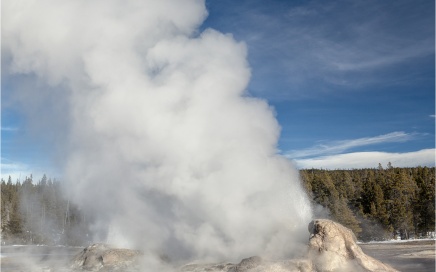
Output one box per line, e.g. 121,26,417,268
1,220,434,272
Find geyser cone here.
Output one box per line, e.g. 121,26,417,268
3,0,312,265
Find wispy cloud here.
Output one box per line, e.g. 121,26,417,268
293,148,435,169
1,158,28,181
1,126,18,131
217,0,434,99
286,131,418,159
1,158,56,182
430,115,435,118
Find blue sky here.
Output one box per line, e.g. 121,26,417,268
202,0,435,168
2,0,435,181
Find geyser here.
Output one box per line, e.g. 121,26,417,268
3,0,312,266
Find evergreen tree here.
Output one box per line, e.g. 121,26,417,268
300,165,435,240
331,196,362,235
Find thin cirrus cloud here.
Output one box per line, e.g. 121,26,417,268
0,157,54,182
1,158,29,181
218,0,435,99
1,126,18,131
285,131,418,159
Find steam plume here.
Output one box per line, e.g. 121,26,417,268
3,0,312,265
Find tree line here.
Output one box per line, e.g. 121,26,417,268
300,164,435,241
1,164,435,245
1,175,90,245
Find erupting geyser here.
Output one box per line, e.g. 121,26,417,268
3,0,312,267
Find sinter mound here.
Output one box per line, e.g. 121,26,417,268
307,219,398,272
70,243,142,271
71,219,398,272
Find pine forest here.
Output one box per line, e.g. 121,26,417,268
1,164,435,245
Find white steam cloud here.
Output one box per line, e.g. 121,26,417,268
3,0,312,266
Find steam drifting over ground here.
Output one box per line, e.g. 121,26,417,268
3,0,312,266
